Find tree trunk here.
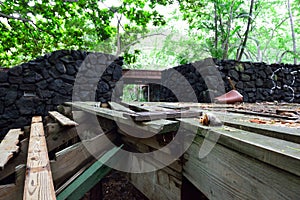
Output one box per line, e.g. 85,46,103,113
287,0,297,64
116,15,122,56
214,2,218,50
237,0,254,61
223,1,235,60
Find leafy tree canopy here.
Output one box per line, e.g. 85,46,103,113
0,0,169,67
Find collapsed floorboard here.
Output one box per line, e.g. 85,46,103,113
49,111,78,126
0,129,23,169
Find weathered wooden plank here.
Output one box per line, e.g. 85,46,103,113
127,162,181,200
56,146,121,200
108,102,135,113
0,129,24,169
23,117,56,200
179,118,300,177
124,110,202,122
120,134,182,176
209,111,300,144
31,116,42,123
0,165,26,200
51,131,116,186
65,102,179,134
46,127,79,152
183,135,300,200
0,139,28,181
49,111,78,126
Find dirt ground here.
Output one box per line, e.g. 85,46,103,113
101,170,149,200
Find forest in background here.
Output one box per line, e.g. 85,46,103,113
1,0,300,69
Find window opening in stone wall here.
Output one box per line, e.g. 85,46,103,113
23,91,36,97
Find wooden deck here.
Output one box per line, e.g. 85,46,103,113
0,101,299,199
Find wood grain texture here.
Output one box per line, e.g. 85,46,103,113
51,131,116,186
0,129,24,169
179,118,300,177
48,111,78,126
56,147,121,200
65,102,178,134
183,136,300,200
0,139,28,181
23,117,56,200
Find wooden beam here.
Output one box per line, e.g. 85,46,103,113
56,146,121,200
183,136,300,199
51,131,116,187
48,111,78,126
0,129,24,169
0,165,26,200
124,110,201,122
65,102,179,134
209,111,300,144
179,118,300,177
23,117,56,200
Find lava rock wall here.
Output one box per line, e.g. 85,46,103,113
0,50,123,137
159,58,300,103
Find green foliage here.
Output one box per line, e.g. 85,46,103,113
0,0,167,67
0,0,299,67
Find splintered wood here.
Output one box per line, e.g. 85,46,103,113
23,116,56,200
0,129,24,169
48,111,78,126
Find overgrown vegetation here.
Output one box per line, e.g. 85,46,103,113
1,0,299,68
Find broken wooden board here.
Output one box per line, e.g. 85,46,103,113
0,139,28,181
23,117,56,200
65,102,179,134
0,129,24,169
209,111,300,144
49,111,78,126
0,165,26,200
226,108,299,120
56,146,121,200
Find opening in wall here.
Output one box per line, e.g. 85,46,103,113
122,84,149,102
23,91,36,97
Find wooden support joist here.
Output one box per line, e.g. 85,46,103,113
51,131,116,187
23,116,56,200
56,146,121,200
48,111,78,126
179,118,300,177
0,165,26,200
183,135,300,200
0,139,28,181
0,129,24,169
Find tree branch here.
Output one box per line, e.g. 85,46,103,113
0,12,32,23
121,33,167,53
237,0,254,61
262,17,289,59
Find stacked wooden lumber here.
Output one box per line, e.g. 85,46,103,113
67,101,300,200
0,105,120,200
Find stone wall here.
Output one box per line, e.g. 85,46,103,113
159,58,300,103
0,50,123,138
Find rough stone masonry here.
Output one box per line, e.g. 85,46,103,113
0,50,123,138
